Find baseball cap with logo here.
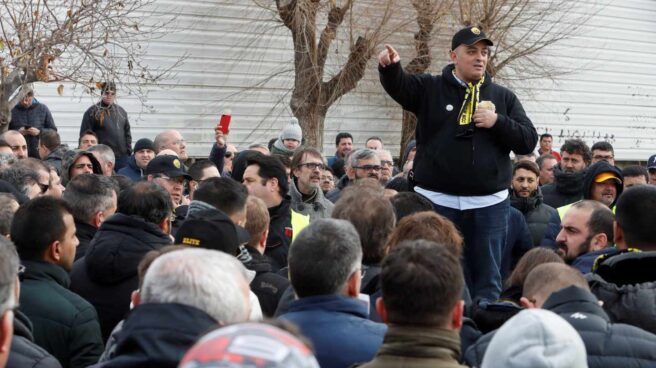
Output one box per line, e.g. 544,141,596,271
145,154,192,180
451,26,494,51
174,208,250,256
179,323,320,368
648,154,656,170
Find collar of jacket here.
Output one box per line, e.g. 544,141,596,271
553,165,587,195
376,325,462,361
75,219,98,239
542,285,610,322
336,174,351,190
289,178,326,208
509,187,544,213
442,63,492,90
21,260,70,289
268,196,291,219
287,294,369,318
243,246,273,273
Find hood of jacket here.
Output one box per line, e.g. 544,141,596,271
109,303,218,368
510,186,545,213
84,213,172,285
553,164,587,196
61,150,103,186
582,161,623,207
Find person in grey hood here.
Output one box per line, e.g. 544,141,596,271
289,147,333,221
60,150,103,186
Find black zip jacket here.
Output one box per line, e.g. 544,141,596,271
380,62,537,195
7,310,62,368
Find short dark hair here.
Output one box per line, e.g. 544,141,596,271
63,174,117,224
615,185,656,249
591,141,614,154
622,165,648,182
332,189,395,264
512,160,540,177
11,196,73,261
571,200,614,244
288,219,362,298
246,153,288,197
385,211,463,258
389,192,434,222
560,139,591,164
536,154,556,170
194,177,248,217
78,130,97,143
381,240,464,326
335,132,353,147
188,160,218,181
290,147,324,171
0,166,40,196
117,181,172,225
366,136,383,144
539,133,552,141
506,247,563,290
273,154,291,170
39,129,61,151
0,193,18,236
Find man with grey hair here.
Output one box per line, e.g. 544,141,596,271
376,149,394,185
63,174,118,260
98,248,251,368
0,236,20,368
88,144,116,176
326,148,382,203
280,219,386,368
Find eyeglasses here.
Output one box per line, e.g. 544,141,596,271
37,182,50,194
380,160,394,167
593,155,614,161
353,165,382,172
298,162,324,170
154,174,186,184
320,176,334,182
103,91,116,96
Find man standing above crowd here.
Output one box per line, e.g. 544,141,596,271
9,87,56,158
379,26,538,301
80,82,132,171
541,139,591,208
289,148,334,221
537,133,561,160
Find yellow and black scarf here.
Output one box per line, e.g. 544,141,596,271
455,74,485,138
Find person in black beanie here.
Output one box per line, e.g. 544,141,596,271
117,138,156,181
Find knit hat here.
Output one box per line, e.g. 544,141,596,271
280,117,303,142
482,309,588,368
179,323,320,368
133,138,155,152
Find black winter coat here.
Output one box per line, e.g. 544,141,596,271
7,310,62,368
244,246,290,318
380,62,537,196
510,187,557,246
80,102,131,159
19,260,104,368
465,286,656,368
93,303,218,368
73,220,97,262
43,146,68,176
540,166,586,208
70,213,172,341
265,198,294,271
9,99,56,158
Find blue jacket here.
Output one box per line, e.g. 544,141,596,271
116,156,143,181
280,294,386,368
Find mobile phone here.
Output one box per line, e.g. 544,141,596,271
23,125,32,130
218,110,231,135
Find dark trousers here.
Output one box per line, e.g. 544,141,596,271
433,197,509,302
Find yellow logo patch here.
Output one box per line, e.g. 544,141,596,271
181,237,200,246
173,159,181,168
471,27,481,35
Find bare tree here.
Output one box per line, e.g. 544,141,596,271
0,0,182,130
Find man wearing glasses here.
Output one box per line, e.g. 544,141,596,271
289,148,334,221
327,149,382,203
80,81,132,171
146,155,192,207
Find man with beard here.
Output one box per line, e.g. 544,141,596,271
510,160,557,246
326,149,381,203
555,200,616,273
289,148,334,221
541,139,591,208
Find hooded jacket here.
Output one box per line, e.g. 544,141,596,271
466,286,656,368
510,186,557,246
9,99,56,158
380,62,537,196
116,155,143,182
7,310,62,368
587,251,656,334
19,260,104,368
60,150,103,186
70,213,172,341
80,101,131,159
289,177,334,221
581,161,623,208
93,303,218,368
43,145,68,175
541,165,587,208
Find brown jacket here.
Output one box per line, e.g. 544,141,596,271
358,326,467,368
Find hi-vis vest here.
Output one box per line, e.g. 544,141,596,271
290,210,310,241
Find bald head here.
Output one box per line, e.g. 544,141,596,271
0,131,27,159
154,130,187,160
522,263,589,308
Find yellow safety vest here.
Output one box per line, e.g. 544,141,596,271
290,210,310,242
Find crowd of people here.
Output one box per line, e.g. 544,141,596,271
0,26,655,368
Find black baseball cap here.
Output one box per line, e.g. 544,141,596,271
648,154,656,170
145,155,192,180
451,26,494,51
175,208,250,256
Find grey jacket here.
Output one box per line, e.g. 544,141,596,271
289,178,334,221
